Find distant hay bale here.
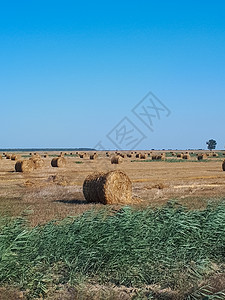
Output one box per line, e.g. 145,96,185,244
127,153,132,158
140,154,146,159
183,154,191,160
30,157,44,169
79,154,84,158
152,154,164,160
111,155,123,164
197,154,207,160
43,154,48,158
135,154,140,158
51,157,66,167
11,154,21,161
222,160,225,171
177,153,183,158
90,154,98,160
119,153,125,158
6,154,11,159
15,160,35,172
83,170,132,204
212,152,218,157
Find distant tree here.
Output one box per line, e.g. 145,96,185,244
206,139,217,151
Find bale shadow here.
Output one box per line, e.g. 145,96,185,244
53,199,88,205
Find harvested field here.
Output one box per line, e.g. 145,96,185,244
1,150,225,299
0,150,224,225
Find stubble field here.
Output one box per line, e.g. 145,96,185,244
0,150,225,299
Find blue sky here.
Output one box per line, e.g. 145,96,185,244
0,1,225,150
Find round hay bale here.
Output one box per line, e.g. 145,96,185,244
183,154,190,160
30,157,44,169
90,154,97,160
197,154,207,160
152,154,164,160
11,154,21,161
135,153,140,158
222,160,225,171
83,170,132,204
177,153,183,158
43,154,48,158
6,154,11,159
15,160,35,172
51,157,66,167
79,154,84,158
111,155,123,164
140,154,146,159
127,153,132,158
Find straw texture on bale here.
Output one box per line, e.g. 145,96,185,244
15,160,35,173
83,170,132,204
30,157,44,169
111,155,123,164
222,160,225,171
51,157,66,167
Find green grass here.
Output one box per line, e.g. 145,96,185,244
0,202,225,299
74,161,83,164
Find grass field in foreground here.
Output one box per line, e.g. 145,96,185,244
0,201,225,299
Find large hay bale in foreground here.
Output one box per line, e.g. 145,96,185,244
15,160,35,172
51,157,66,167
222,160,225,171
111,155,123,164
83,170,132,204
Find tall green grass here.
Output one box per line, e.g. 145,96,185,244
0,202,225,298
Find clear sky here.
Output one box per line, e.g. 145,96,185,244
1,1,225,150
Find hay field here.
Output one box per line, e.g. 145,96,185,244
0,150,225,225
0,150,225,299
